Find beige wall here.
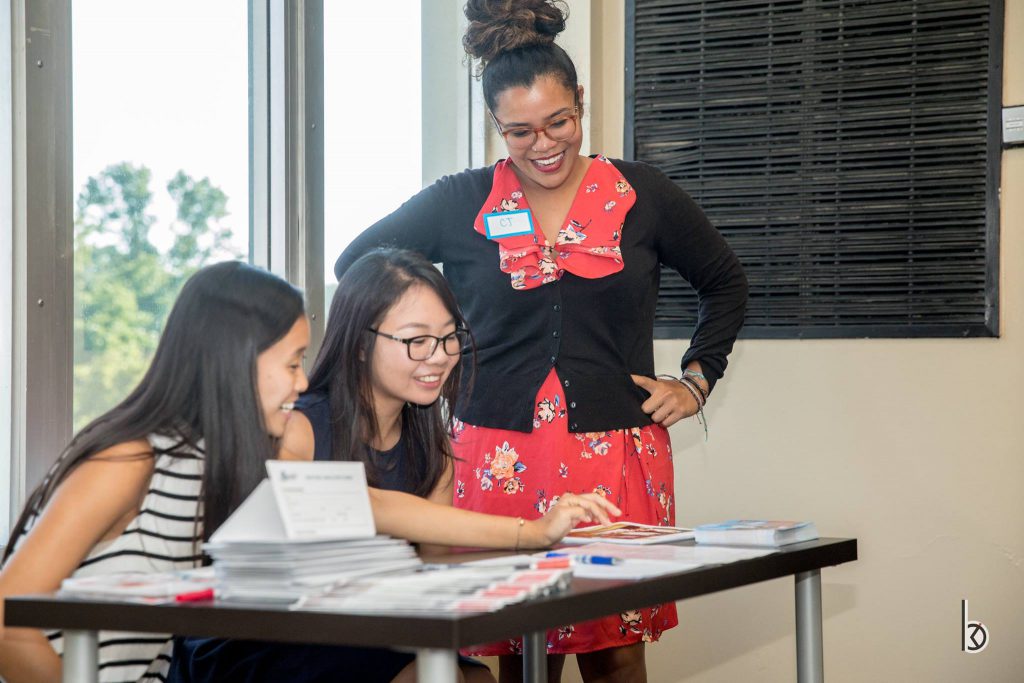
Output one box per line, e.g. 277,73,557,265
556,2,1024,681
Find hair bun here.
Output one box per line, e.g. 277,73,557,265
463,0,568,64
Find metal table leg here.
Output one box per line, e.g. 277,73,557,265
522,630,547,683
416,648,458,683
63,630,99,683
795,569,824,683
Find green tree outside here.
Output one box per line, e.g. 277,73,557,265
73,162,240,430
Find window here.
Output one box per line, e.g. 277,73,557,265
322,2,422,313
72,0,250,428
627,0,1001,338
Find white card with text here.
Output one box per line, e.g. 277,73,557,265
265,460,377,540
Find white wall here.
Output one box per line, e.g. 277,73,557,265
552,2,1024,681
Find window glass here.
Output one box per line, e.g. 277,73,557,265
72,0,249,429
322,2,422,310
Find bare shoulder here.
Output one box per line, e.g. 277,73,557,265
62,439,156,499
0,440,158,593
280,411,315,461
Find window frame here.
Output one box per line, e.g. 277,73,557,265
5,0,481,523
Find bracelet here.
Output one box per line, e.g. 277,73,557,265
676,377,709,441
657,373,708,403
683,368,707,383
514,516,525,551
676,376,705,408
679,375,708,404
654,374,709,441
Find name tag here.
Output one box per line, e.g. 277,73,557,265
483,209,535,239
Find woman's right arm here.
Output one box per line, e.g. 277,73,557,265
0,441,155,683
281,411,616,547
333,173,462,279
368,487,620,550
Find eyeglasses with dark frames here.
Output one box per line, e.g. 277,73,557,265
491,107,580,150
367,328,469,361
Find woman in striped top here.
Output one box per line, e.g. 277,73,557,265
0,259,617,683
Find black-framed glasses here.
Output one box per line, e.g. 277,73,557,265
491,107,580,150
367,328,469,361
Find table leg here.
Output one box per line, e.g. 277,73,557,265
522,630,547,683
795,569,824,683
416,648,458,683
62,630,99,683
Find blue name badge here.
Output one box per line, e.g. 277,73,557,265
483,209,535,239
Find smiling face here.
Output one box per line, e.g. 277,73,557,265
256,315,310,437
492,74,585,193
369,283,460,419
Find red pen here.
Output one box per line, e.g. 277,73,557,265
173,588,215,603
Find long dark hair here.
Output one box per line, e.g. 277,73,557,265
308,249,471,497
3,261,305,560
463,0,578,111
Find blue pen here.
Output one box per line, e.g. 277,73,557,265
545,552,619,566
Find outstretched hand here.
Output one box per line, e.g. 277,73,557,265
532,492,622,547
631,374,700,428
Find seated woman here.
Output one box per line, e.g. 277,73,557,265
0,259,616,683
283,248,602,549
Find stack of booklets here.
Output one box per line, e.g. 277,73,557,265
205,535,420,603
205,460,420,603
694,520,819,547
296,561,573,614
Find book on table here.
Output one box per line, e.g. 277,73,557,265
693,520,819,547
561,521,695,545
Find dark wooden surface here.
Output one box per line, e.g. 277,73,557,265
5,538,857,650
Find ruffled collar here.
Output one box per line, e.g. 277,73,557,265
473,155,636,290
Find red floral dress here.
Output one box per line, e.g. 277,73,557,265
453,156,679,656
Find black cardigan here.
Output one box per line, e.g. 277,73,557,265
335,158,747,433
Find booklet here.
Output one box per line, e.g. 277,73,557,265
59,568,216,604
694,520,819,547
561,522,695,545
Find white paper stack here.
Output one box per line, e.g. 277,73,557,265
204,462,421,603
296,563,573,614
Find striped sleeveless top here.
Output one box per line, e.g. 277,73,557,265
11,433,204,683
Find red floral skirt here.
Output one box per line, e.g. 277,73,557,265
451,369,679,655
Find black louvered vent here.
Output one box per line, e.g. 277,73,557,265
626,0,1001,338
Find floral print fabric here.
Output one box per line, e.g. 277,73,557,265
452,369,679,655
473,155,637,290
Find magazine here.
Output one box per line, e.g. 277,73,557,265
561,522,695,545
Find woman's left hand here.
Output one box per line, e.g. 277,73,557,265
631,375,698,428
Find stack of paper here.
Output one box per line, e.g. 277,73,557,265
205,534,420,603
204,461,420,603
296,563,572,614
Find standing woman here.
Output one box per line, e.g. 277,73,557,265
334,1,748,681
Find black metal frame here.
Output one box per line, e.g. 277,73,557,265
625,0,1004,340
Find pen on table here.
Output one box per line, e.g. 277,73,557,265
174,588,215,603
544,552,620,566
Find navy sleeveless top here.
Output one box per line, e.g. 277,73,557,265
295,391,418,494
